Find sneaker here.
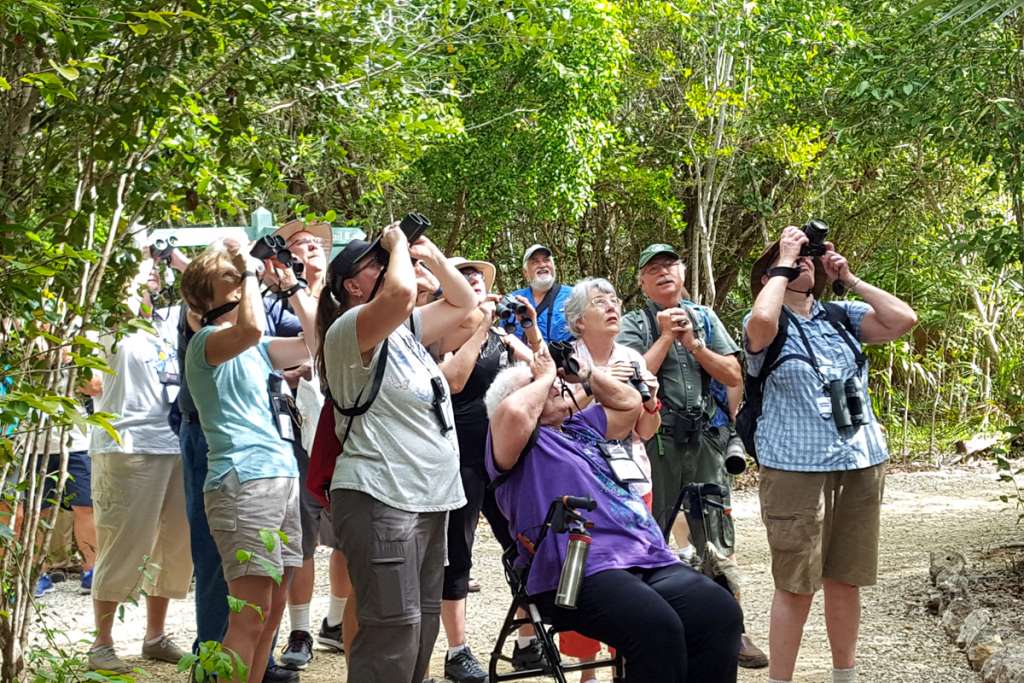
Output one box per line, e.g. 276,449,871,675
33,574,54,598
511,639,550,672
315,617,343,652
467,577,482,593
79,569,93,595
279,630,313,670
88,644,131,674
263,664,300,682
737,633,769,669
141,634,186,663
444,645,487,683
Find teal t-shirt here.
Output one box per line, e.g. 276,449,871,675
185,326,297,491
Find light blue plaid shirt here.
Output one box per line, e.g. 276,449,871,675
742,300,889,472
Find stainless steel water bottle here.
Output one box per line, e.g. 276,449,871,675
554,530,591,609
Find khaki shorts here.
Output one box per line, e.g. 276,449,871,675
759,463,886,595
92,453,192,603
205,471,303,583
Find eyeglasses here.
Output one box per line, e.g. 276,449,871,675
459,268,484,280
287,237,326,250
589,296,621,309
641,259,680,276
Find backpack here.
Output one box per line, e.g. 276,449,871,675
641,303,730,423
734,303,863,463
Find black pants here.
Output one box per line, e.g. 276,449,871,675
533,564,742,683
442,461,514,600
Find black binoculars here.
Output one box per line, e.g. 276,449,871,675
548,341,582,377
828,375,870,430
800,219,829,258
251,234,305,285
496,295,534,330
374,212,431,267
149,235,178,262
628,361,652,402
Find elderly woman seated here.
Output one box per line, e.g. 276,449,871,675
483,346,742,683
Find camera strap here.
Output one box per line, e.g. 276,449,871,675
533,283,562,339
326,338,390,453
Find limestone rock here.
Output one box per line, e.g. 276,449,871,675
935,571,970,612
982,646,1024,683
930,550,967,584
967,627,1004,671
941,598,975,639
957,609,992,650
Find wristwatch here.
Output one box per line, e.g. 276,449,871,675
241,270,258,279
767,265,800,281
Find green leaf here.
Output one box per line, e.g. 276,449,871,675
177,653,199,672
128,23,149,36
0,77,9,91
253,556,283,585
48,59,80,81
227,596,247,613
235,549,253,563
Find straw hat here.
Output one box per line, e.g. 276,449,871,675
448,256,496,292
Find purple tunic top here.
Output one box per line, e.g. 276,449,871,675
485,405,679,596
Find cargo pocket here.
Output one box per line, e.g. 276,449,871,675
366,504,418,621
763,513,811,554
205,481,238,533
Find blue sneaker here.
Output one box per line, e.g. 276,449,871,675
79,569,93,595
34,574,54,598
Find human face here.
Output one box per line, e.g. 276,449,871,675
344,254,384,302
639,255,684,303
523,251,556,290
206,269,244,324
459,267,488,298
285,230,327,276
539,380,572,426
577,288,622,340
768,254,815,292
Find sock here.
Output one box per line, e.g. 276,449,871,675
678,544,697,560
144,634,164,646
833,667,857,683
447,644,468,658
288,602,311,634
326,595,347,627
582,679,598,683
516,635,536,648
768,678,791,683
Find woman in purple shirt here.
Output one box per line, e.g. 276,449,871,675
484,345,741,683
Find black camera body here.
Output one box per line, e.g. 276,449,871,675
548,341,581,377
628,361,652,402
800,219,829,258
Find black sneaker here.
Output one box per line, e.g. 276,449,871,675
279,630,313,670
262,664,299,683
315,617,343,652
511,639,550,672
444,646,488,683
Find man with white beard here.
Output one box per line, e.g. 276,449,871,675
506,244,573,344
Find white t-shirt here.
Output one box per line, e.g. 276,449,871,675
324,307,465,513
90,308,180,455
571,339,654,498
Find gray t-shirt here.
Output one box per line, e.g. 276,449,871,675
324,307,465,513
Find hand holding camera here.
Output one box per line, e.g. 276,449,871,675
378,222,407,253
820,244,853,285
777,226,808,266
530,343,558,382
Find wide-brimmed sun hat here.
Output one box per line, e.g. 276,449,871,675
749,240,827,298
449,256,496,292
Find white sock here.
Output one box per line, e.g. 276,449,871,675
288,602,311,634
768,679,791,683
833,667,857,683
516,635,536,648
447,643,468,658
326,595,347,627
582,678,598,683
144,634,164,646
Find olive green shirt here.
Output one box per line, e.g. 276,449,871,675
617,299,740,416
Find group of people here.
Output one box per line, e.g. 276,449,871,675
34,217,916,683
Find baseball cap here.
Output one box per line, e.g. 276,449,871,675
522,244,552,265
638,243,681,270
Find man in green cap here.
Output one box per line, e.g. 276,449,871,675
617,243,768,669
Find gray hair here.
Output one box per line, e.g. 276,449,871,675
563,277,617,337
484,364,534,420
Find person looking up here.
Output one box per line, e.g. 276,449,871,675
507,244,573,344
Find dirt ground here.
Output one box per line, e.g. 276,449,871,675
31,463,1023,682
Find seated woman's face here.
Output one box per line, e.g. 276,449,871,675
539,380,573,427
578,287,622,339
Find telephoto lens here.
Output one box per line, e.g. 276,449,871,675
724,433,747,475
800,219,829,258
554,529,591,610
829,378,853,429
844,376,869,426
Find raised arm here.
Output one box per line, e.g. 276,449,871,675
413,238,477,350
440,316,491,394
355,225,417,355
490,352,557,471
821,246,917,344
747,227,806,353
585,365,643,441
203,252,266,366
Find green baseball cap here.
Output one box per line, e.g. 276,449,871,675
638,243,681,269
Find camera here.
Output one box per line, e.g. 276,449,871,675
724,433,747,475
800,219,829,258
828,375,870,430
496,294,534,331
149,235,178,262
548,341,582,377
628,361,652,402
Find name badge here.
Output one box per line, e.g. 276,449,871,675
597,441,649,485
816,394,832,419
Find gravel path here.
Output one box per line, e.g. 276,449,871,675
31,464,1020,682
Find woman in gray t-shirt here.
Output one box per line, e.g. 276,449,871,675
315,224,477,682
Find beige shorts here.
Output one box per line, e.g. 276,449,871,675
91,453,193,603
759,463,886,595
205,471,303,583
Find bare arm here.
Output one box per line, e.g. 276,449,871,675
822,247,917,344
439,321,490,394
203,254,265,366
585,366,642,441
747,227,807,353
490,352,558,471
414,238,477,349
266,337,313,370
355,226,417,356
691,348,742,388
